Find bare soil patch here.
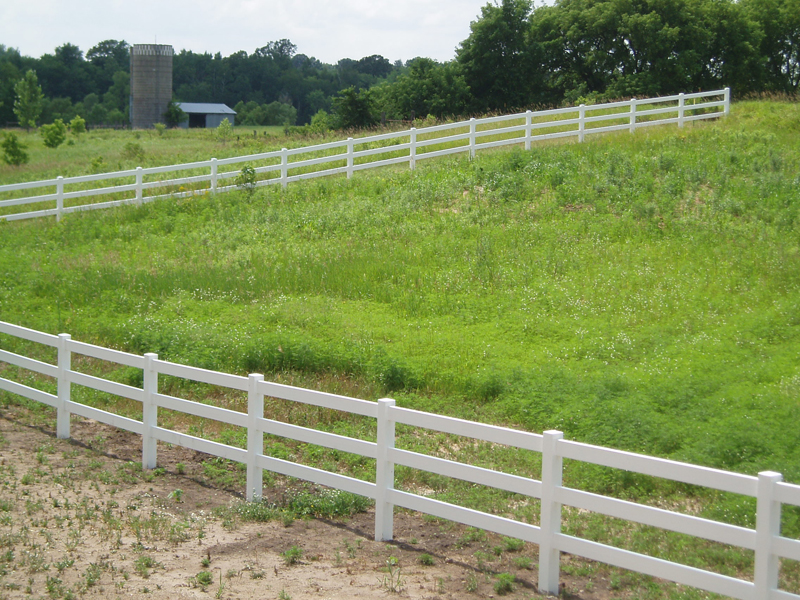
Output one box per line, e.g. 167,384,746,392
0,407,626,599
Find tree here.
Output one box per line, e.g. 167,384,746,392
1,132,28,166
332,87,377,129
13,70,43,130
69,115,86,135
378,58,471,119
457,0,539,111
40,118,67,148
164,100,187,127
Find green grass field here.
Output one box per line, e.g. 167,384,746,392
1,100,800,597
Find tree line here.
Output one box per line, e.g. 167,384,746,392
0,0,797,132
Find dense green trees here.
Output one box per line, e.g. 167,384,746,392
0,0,797,134
13,70,43,130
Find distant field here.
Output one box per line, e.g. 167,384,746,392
2,100,800,597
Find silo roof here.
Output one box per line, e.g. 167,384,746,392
177,103,237,115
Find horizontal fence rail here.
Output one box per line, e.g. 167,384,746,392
0,89,730,222
2,318,797,599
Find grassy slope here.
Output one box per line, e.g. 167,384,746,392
1,101,799,489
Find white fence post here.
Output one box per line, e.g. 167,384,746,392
678,93,685,128
754,471,782,598
375,398,396,541
409,128,417,171
629,98,637,133
142,353,158,469
210,158,218,194
469,118,477,159
280,148,289,188
578,104,586,143
525,110,532,151
56,334,71,439
724,87,731,116
247,373,265,501
539,429,564,595
346,137,354,179
56,176,64,223
135,166,143,204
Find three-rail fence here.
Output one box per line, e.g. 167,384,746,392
0,89,730,222
0,319,797,599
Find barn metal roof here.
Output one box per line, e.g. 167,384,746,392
177,103,237,115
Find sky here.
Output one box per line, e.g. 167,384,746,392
1,0,494,64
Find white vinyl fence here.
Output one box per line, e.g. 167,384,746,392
0,89,730,222
0,320,797,598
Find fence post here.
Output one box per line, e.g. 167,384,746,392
754,471,782,598
678,93,685,128
280,148,288,189
629,98,637,134
56,334,71,439
525,110,532,151
210,158,218,194
539,430,564,595
469,118,477,159
135,166,143,205
142,353,158,470
346,137,354,179
409,128,417,171
56,176,64,223
375,398,396,541
578,104,586,143
724,87,731,116
247,373,265,501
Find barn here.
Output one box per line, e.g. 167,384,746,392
176,103,236,128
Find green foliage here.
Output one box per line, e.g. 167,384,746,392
493,572,515,595
235,164,257,196
234,100,297,126
377,58,470,119
281,546,303,565
164,100,187,128
13,70,43,130
195,571,213,589
215,118,233,143
457,0,539,111
1,132,28,166
121,142,145,163
332,87,377,130
40,118,68,148
69,115,86,136
419,553,435,566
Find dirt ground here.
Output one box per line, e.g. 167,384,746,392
0,407,629,600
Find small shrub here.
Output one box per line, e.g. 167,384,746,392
419,553,435,566
1,132,28,166
195,570,213,589
236,164,257,196
121,142,145,163
503,537,524,552
90,156,106,173
494,572,515,595
216,118,233,143
154,123,166,136
40,119,68,148
69,115,86,136
281,546,303,565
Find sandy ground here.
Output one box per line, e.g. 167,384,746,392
0,407,626,600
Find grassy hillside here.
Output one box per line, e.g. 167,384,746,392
2,101,800,530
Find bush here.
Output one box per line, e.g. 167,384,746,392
69,115,86,136
40,119,67,148
216,118,233,143
235,164,257,196
121,142,145,163
1,132,29,166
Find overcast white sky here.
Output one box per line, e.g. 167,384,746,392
1,1,494,64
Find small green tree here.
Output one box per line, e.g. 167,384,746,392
332,87,377,130
235,164,257,196
69,115,86,136
215,118,233,143
13,70,44,130
164,100,187,128
40,119,68,148
1,132,29,166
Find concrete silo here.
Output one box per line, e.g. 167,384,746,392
130,44,173,129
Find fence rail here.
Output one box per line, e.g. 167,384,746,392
0,89,730,222
0,319,797,598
